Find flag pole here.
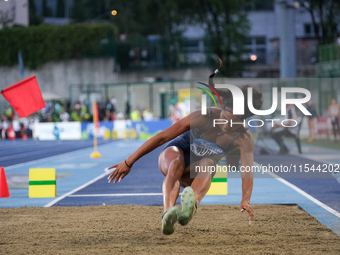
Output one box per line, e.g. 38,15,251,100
90,102,101,158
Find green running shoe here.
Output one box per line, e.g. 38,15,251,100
179,186,197,226
162,206,180,235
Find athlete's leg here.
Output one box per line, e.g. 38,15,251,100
271,129,289,154
332,119,337,139
308,118,316,142
158,146,186,211
178,158,214,225
307,118,312,141
158,146,188,235
335,117,340,138
191,158,214,203
311,118,316,140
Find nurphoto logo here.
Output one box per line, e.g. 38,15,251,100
198,83,312,128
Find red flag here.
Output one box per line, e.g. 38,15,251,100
1,76,45,118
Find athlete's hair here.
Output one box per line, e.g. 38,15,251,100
208,58,263,119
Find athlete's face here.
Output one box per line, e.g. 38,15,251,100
218,110,240,134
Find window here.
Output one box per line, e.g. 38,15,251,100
304,23,320,37
244,36,267,64
245,1,274,11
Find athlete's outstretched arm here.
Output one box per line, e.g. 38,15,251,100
239,135,255,224
107,110,208,183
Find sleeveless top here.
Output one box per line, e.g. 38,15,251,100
190,108,248,158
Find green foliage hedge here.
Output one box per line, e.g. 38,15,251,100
0,23,118,69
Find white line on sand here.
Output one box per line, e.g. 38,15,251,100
254,162,340,219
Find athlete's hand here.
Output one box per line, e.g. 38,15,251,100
240,202,254,224
107,161,132,183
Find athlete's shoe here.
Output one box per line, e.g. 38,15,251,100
162,206,180,235
179,186,197,226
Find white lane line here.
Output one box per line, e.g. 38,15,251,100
44,171,110,207
254,162,340,219
68,193,164,197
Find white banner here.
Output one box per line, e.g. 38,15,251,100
33,122,82,140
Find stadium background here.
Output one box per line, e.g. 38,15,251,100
0,0,340,254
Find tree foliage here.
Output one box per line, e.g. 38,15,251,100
69,0,250,76
300,0,340,44
182,0,250,76
0,24,117,69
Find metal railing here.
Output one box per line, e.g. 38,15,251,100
318,43,340,62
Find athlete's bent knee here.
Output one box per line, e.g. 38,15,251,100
199,158,215,166
158,146,185,176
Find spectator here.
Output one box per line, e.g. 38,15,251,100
337,33,340,46
12,115,21,138
110,97,117,110
1,115,10,139
20,123,27,140
115,111,125,120
60,109,70,122
171,102,182,123
80,104,90,121
143,108,153,121
129,48,135,66
106,98,116,114
328,98,340,141
125,101,131,118
141,49,149,66
23,116,33,138
71,101,82,121
51,105,61,122
104,109,113,121
5,106,13,121
0,116,2,139
306,100,318,142
130,108,141,121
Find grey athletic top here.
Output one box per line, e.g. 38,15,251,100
190,108,248,157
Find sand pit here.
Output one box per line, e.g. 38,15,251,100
1,204,339,254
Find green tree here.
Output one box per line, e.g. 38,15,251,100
186,0,250,76
29,0,43,25
70,0,183,37
300,0,340,44
69,0,251,75
71,0,111,23
138,0,183,37
71,0,87,22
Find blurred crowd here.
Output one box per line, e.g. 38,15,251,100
0,106,37,140
0,96,155,140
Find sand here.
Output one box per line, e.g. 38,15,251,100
1,204,340,255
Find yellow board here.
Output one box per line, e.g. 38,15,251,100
112,129,118,139
130,128,137,139
206,170,228,195
29,168,56,198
